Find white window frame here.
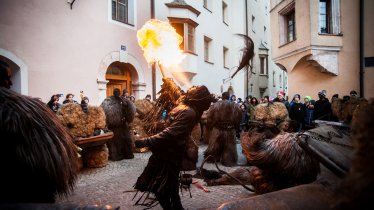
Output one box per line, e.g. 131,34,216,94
279,2,296,45
319,0,341,34
222,1,228,25
252,15,256,33
204,36,213,63
203,0,212,11
108,0,136,29
259,55,268,75
170,19,197,54
223,46,229,68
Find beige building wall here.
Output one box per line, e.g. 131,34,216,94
0,0,152,105
270,0,362,101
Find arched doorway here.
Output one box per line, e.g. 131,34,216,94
106,61,133,96
0,48,28,94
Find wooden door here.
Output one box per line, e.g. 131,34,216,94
105,62,132,97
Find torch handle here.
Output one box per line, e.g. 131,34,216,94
158,63,166,78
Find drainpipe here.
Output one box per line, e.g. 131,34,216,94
359,0,364,97
151,0,156,100
244,0,249,97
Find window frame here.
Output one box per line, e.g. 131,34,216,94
222,1,228,25
223,46,229,69
278,2,296,46
204,36,213,63
286,10,295,43
111,0,135,27
169,18,198,54
259,55,268,75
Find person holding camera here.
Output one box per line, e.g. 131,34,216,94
47,94,62,113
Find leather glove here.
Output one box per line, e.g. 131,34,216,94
135,138,148,148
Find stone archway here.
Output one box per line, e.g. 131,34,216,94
97,51,146,103
0,48,28,94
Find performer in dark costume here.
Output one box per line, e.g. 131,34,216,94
134,85,212,210
0,61,78,203
203,91,242,166
101,88,136,160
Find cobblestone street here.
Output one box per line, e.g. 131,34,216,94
57,144,254,210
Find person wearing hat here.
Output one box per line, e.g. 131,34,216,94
289,94,305,131
303,96,315,130
273,91,290,111
314,90,332,121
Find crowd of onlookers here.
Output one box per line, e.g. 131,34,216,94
210,89,359,136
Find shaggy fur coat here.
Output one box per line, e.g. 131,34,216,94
101,95,136,160
204,100,242,166
0,87,78,203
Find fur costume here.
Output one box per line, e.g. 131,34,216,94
254,102,289,124
202,121,319,194
143,78,184,135
0,87,78,203
333,99,374,210
241,128,320,194
130,99,154,153
133,85,212,210
331,96,368,123
56,103,106,138
100,94,136,160
204,100,242,166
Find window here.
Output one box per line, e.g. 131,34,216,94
170,19,197,53
273,71,276,87
260,55,268,75
264,26,267,44
223,46,229,68
319,0,341,34
286,10,295,42
203,0,212,11
252,16,256,33
203,0,208,8
279,74,282,88
222,1,228,25
279,3,296,45
112,0,134,26
204,36,213,62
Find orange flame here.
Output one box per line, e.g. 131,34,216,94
137,19,185,67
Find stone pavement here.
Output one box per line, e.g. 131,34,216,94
57,143,254,210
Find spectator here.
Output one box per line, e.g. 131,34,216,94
80,96,89,113
314,90,332,121
63,93,78,104
230,94,237,103
289,94,305,131
145,94,152,102
273,91,290,111
303,96,315,130
47,94,62,113
129,95,136,103
122,89,129,99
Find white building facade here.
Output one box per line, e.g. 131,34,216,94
0,0,285,104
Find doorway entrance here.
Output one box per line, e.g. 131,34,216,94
106,61,132,96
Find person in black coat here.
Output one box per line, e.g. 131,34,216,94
47,94,62,113
289,94,305,131
134,85,212,210
314,90,332,121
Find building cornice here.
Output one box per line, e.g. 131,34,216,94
165,1,201,16
273,45,341,61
